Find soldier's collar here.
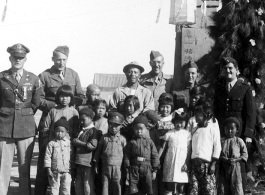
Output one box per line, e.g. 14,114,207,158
11,69,23,76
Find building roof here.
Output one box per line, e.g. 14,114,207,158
93,73,127,91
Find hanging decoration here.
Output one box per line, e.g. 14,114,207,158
169,0,197,25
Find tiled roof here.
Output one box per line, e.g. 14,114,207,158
93,73,127,91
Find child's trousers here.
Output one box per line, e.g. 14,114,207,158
75,165,95,195
48,172,72,195
190,158,216,195
102,165,122,195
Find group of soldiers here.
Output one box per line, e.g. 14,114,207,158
0,43,257,195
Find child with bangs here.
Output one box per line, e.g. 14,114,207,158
157,93,175,139
190,99,221,195
159,110,191,195
93,99,108,136
121,95,140,140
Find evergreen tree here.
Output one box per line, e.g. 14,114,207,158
209,0,265,95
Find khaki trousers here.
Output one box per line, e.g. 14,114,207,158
0,136,35,195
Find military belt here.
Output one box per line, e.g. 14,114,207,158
2,102,32,109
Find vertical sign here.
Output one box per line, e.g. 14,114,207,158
181,28,195,65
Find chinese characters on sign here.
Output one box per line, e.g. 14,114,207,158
182,28,195,65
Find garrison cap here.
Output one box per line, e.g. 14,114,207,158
54,118,69,131
150,50,163,60
108,112,124,124
221,57,238,68
54,45,69,56
79,107,95,119
223,117,240,129
184,61,198,71
132,115,149,127
123,61,144,73
7,43,30,57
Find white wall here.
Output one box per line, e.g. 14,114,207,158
0,0,176,87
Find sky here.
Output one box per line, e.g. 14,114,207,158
0,0,176,87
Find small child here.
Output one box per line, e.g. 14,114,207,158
122,95,140,140
159,110,191,195
36,85,79,194
43,84,79,141
44,118,73,195
93,112,127,195
72,107,98,195
93,99,109,136
124,115,160,195
219,117,248,195
78,84,101,111
190,100,221,195
157,93,175,139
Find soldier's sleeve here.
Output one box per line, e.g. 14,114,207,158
244,87,256,138
74,72,85,106
142,88,155,112
150,139,160,169
43,109,53,137
31,76,42,114
38,74,56,113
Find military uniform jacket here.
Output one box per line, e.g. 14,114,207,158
38,65,84,113
140,72,173,111
213,79,256,138
0,69,41,138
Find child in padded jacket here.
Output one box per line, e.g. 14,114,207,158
124,115,160,195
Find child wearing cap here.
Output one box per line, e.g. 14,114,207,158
157,93,175,139
124,115,160,195
93,112,127,195
190,99,221,195
156,93,175,195
44,118,73,195
72,107,98,195
219,117,248,195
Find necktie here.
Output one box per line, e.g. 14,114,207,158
227,83,231,92
59,71,64,80
15,73,20,83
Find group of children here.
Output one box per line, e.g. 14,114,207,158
41,83,248,195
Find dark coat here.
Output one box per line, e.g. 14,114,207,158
38,65,85,132
0,69,41,138
213,79,256,138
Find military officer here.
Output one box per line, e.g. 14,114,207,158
140,51,173,111
0,43,41,195
172,61,199,109
35,45,85,195
213,57,256,140
109,61,154,119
